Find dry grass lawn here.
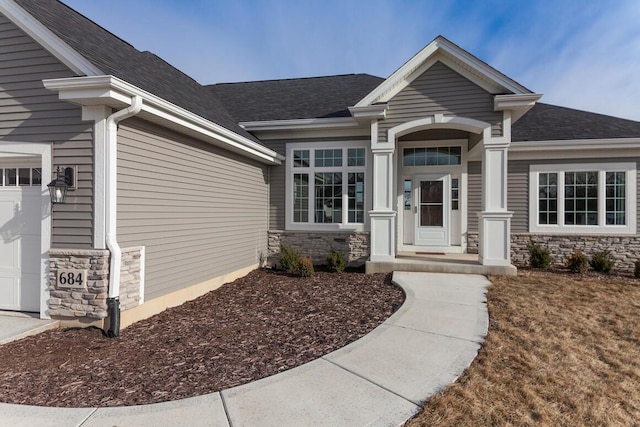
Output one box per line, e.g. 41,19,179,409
406,271,640,426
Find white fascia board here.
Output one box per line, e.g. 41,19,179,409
354,36,531,108
43,75,282,165
511,138,640,151
240,117,361,132
509,138,640,160
0,0,102,76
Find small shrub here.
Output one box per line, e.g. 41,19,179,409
326,245,347,273
528,241,552,269
297,257,315,277
634,260,640,278
566,249,589,273
589,250,615,273
279,242,301,273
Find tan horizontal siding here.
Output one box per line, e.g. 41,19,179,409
0,14,94,248
379,61,502,141
117,118,268,301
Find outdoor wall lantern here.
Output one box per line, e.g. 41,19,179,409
47,166,74,204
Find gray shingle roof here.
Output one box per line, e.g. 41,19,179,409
207,74,385,122
13,1,640,144
16,0,261,144
512,103,640,141
209,74,640,141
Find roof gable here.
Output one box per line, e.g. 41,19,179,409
355,35,532,108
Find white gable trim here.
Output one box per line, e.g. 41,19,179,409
0,0,103,76
355,36,531,108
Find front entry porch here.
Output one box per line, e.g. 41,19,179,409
366,252,517,275
366,114,517,274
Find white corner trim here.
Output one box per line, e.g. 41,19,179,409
0,0,102,76
240,117,360,131
355,36,531,107
0,142,52,319
43,75,283,165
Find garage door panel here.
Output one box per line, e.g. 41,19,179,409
21,234,40,274
0,276,17,310
0,183,41,312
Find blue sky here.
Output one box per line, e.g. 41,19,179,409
61,0,640,121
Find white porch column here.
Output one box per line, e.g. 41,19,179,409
478,137,513,266
369,120,396,262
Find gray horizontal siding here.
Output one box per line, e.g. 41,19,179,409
117,119,269,301
0,14,94,248
508,161,529,232
379,61,502,141
263,141,285,230
467,161,481,232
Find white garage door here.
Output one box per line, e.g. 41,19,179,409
0,166,42,312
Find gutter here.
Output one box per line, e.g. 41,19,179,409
105,96,143,337
43,75,282,165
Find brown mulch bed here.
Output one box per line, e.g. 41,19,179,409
0,269,404,408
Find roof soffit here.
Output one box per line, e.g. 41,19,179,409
355,36,532,107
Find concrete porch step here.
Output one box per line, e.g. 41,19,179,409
366,253,517,275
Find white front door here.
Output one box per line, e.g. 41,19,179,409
414,174,450,247
0,168,42,312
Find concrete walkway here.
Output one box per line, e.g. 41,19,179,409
0,312,59,345
0,272,490,427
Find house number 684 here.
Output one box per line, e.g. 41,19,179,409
57,269,87,288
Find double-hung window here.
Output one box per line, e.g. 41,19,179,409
529,163,636,234
287,143,367,230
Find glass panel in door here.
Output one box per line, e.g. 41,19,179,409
419,181,443,227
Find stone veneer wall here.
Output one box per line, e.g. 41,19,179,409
48,247,143,319
119,247,143,310
268,231,370,267
468,232,640,274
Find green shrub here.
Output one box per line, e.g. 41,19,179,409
634,260,640,278
326,245,347,273
297,257,315,277
589,250,615,273
528,241,552,269
566,249,589,273
279,242,301,273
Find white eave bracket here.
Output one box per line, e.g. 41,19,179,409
43,75,282,165
348,104,388,124
494,93,543,122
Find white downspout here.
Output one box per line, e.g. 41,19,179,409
105,95,143,337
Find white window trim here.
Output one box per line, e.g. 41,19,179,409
529,162,637,235
286,141,371,231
